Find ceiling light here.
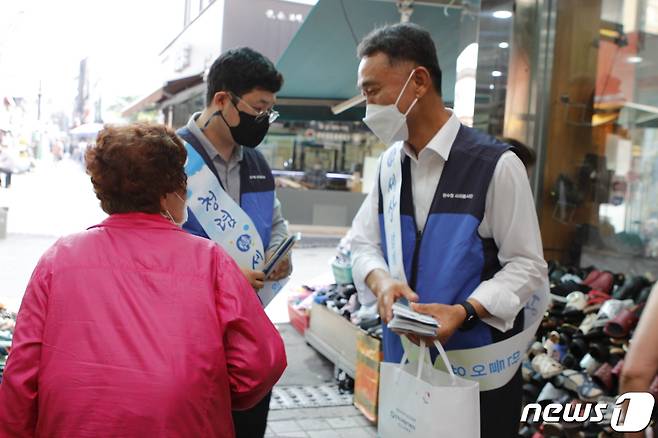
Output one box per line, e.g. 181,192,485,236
489,84,495,90
493,10,513,19
627,56,643,64
491,70,502,77
499,42,509,49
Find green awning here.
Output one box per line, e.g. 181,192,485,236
275,0,467,122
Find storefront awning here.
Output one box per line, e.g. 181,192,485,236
275,0,466,120
69,122,104,137
122,73,204,117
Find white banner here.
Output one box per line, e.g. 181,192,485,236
184,142,285,307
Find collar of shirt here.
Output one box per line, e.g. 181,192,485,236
187,112,243,165
401,108,460,163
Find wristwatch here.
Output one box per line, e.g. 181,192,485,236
458,301,479,331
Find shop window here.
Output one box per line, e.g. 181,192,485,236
473,0,514,136
538,0,658,273
260,123,378,192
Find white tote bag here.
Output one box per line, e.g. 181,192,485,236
378,340,481,438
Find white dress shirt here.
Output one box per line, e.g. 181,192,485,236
351,110,548,332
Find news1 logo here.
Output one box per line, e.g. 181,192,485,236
521,392,655,432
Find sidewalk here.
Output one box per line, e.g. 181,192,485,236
267,404,376,438
0,159,106,237
0,233,57,311
269,324,377,438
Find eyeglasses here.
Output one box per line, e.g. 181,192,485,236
229,92,280,124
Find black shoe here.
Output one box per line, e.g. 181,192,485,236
588,342,610,363
612,275,650,301
359,317,381,330
561,353,578,369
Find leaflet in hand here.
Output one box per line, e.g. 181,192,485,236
388,302,440,337
263,232,301,278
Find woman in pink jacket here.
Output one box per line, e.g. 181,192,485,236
0,124,286,437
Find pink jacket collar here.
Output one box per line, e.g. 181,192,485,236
88,212,183,231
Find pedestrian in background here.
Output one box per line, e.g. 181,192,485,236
0,144,13,188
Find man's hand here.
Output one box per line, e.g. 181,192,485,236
409,303,467,346
367,270,419,323
266,254,290,281
241,268,265,291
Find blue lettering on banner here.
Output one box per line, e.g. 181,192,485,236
198,190,219,212
387,149,396,167
489,359,506,374
389,232,397,266
507,351,521,367
387,198,398,221
388,175,396,192
214,209,237,231
452,365,467,377
525,294,541,318
470,364,487,378
236,234,252,252
252,250,264,270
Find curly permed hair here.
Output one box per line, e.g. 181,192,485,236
85,123,187,215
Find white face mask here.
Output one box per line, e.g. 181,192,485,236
163,192,188,227
362,70,419,145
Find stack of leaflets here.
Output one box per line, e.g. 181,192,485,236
263,232,301,278
388,302,440,337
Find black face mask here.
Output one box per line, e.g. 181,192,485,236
203,101,270,148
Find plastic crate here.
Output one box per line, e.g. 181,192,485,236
288,301,310,335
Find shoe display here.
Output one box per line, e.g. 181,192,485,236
519,260,656,437
0,305,16,384
612,275,650,301
532,354,565,379
297,257,656,438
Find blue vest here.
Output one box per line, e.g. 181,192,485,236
378,126,524,362
177,127,275,250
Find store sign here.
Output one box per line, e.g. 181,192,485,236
265,9,303,22
521,392,654,432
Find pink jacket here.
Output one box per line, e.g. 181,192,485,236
0,213,286,437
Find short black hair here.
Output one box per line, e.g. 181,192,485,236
206,47,283,105
357,23,442,94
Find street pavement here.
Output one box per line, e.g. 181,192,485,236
0,158,106,311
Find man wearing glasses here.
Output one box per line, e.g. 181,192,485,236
177,47,290,438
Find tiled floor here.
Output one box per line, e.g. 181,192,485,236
267,405,376,437
269,325,378,437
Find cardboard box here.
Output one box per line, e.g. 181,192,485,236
354,330,383,423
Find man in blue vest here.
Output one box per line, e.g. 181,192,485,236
351,24,548,437
177,47,290,438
